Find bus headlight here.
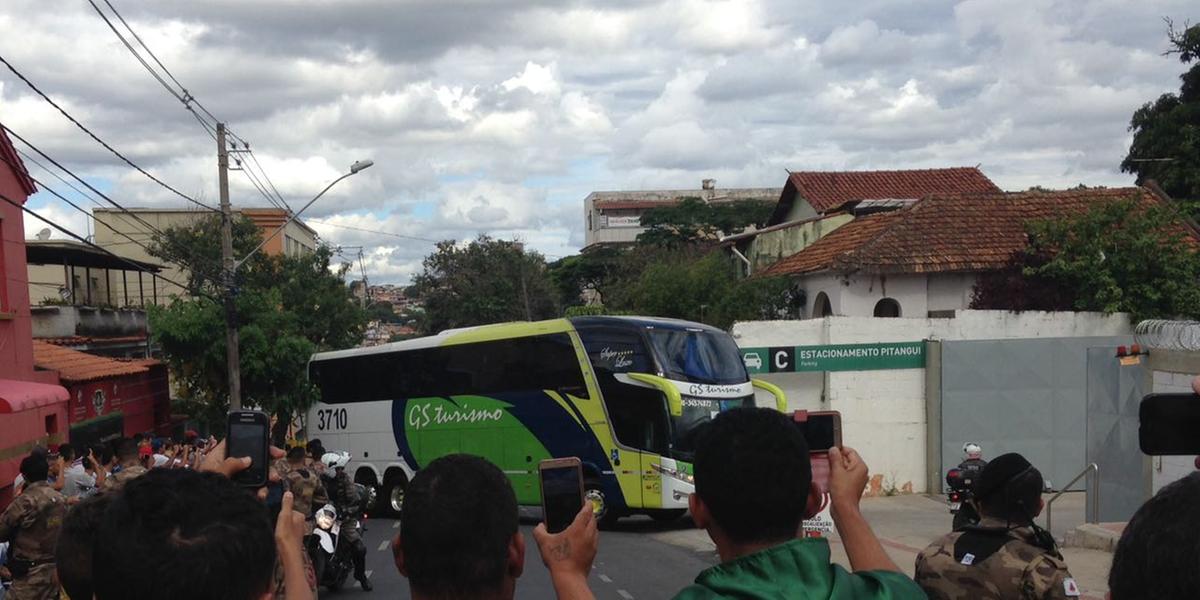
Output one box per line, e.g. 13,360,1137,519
651,463,694,485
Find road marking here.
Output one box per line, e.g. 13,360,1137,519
599,574,612,583
393,520,401,529
378,540,390,551
617,589,634,600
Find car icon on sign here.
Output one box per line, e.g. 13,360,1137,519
743,352,763,370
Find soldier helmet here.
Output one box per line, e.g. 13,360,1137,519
963,442,982,458
321,451,351,470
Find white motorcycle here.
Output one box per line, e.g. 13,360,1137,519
311,504,354,591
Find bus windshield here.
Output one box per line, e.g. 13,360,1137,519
647,328,748,385
671,395,755,460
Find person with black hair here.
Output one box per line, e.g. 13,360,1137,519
674,408,924,599
90,455,312,600
0,454,67,600
915,452,1079,599
60,443,104,500
393,454,598,600
1107,471,1200,599
101,439,147,492
55,492,111,600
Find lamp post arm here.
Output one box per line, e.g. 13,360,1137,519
234,171,352,269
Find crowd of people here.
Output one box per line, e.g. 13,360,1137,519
0,405,1195,599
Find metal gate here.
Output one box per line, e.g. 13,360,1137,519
933,337,1130,493
1085,348,1150,522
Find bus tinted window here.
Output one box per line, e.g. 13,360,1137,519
647,329,747,385
310,333,587,404
577,326,653,374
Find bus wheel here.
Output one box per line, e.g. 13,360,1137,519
380,471,408,518
648,509,686,523
585,485,619,528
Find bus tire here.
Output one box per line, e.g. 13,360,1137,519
380,470,409,518
648,509,686,523
585,483,620,529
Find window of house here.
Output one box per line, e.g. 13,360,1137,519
813,292,833,318
873,298,901,318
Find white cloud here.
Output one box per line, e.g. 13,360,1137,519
1,0,1195,283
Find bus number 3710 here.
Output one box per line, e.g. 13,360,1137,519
316,408,348,431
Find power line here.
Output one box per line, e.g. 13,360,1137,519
0,54,218,212
306,219,444,244
0,191,214,301
85,0,293,214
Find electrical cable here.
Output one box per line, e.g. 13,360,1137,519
0,55,218,212
305,219,443,244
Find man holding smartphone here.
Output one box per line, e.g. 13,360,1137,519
675,408,925,599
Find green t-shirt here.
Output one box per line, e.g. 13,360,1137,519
673,538,927,600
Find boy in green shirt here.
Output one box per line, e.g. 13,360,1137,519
675,408,926,600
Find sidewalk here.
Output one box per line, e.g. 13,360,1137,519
650,492,1112,600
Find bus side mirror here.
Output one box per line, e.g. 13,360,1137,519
624,373,684,417
751,379,788,412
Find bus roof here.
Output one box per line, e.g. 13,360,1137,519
309,316,725,363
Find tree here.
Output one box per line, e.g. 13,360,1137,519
147,218,366,438
971,198,1200,321
409,235,558,332
367,301,401,323
1121,20,1200,208
637,197,775,247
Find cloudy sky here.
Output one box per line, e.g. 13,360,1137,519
1,0,1194,283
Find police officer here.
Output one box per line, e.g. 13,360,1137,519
950,442,988,529
916,453,1080,600
273,447,325,600
102,439,148,493
0,454,68,600
321,452,372,591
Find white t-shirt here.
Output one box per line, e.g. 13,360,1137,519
62,462,97,497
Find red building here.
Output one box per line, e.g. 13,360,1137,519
32,341,171,445
0,125,70,508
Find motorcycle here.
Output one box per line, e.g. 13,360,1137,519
945,467,981,531
310,483,376,592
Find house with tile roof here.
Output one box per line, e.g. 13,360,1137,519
726,167,1001,275
31,340,172,445
758,186,1199,319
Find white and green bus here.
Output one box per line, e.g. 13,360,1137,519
306,316,786,522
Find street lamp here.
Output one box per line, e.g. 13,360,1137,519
235,159,375,268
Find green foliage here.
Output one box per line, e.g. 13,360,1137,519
637,197,775,247
563,305,632,317
973,198,1200,321
148,214,266,296
148,222,365,431
1121,21,1200,208
547,246,626,308
367,301,402,323
410,235,558,332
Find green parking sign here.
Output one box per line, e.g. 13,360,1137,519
740,342,926,373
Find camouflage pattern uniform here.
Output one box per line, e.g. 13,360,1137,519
101,464,147,493
282,462,329,529
323,469,369,586
0,481,67,600
915,517,1080,600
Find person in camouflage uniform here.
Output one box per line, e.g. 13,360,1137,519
915,453,1080,600
0,455,67,600
102,440,148,493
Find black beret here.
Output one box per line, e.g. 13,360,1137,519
975,452,1035,501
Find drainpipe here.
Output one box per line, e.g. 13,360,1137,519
730,247,752,277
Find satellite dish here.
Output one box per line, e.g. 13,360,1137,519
36,228,51,240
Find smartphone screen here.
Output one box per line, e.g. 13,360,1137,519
1140,394,1200,455
540,459,583,534
227,411,269,487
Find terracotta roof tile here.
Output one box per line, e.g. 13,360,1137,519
32,341,149,383
774,167,1001,218
764,187,1199,277
759,212,903,277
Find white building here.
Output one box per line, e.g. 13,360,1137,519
582,180,780,249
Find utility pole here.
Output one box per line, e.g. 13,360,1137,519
217,123,242,410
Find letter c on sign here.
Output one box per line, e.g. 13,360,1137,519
775,351,788,369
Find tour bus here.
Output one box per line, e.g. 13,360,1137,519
306,316,786,523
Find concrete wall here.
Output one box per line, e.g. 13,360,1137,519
801,272,978,319
30,305,147,339
747,213,852,273
927,273,977,313
732,310,1133,494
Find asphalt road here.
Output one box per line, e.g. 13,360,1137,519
337,509,714,600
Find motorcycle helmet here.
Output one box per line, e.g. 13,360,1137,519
962,442,982,459
321,451,351,470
